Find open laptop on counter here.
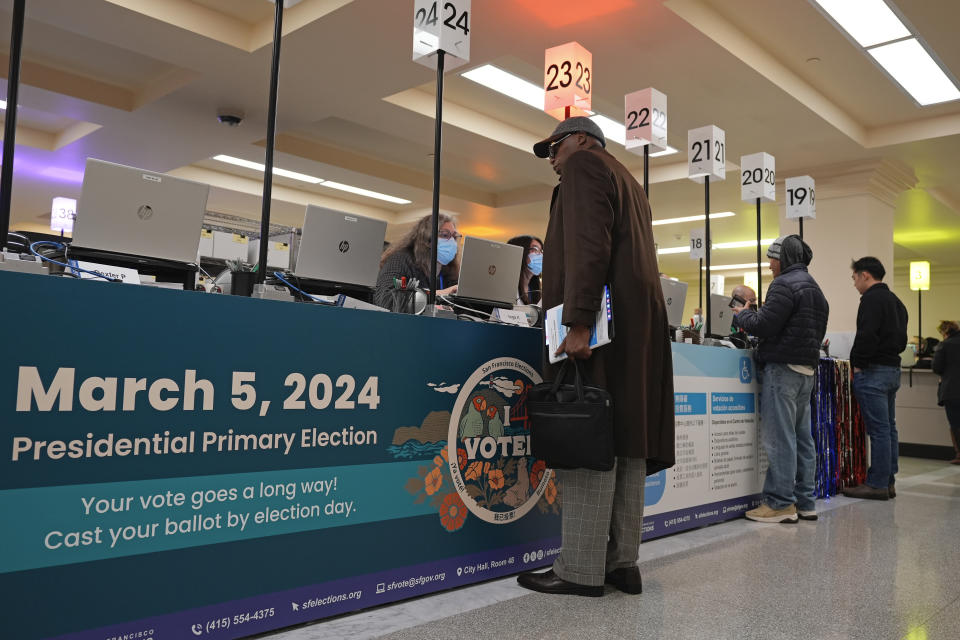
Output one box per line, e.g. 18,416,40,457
448,236,522,310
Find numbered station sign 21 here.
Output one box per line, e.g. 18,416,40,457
413,0,471,70
687,125,726,184
740,152,776,203
785,175,816,220
624,88,668,154
544,41,592,120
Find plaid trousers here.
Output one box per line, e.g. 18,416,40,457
552,457,647,586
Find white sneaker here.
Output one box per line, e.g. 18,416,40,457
797,509,818,521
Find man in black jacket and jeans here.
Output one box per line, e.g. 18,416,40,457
843,257,908,500
732,235,829,522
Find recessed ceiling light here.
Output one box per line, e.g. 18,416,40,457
702,262,770,272
868,38,960,105
213,154,323,184
652,212,736,226
810,0,910,48
320,181,412,205
463,64,678,155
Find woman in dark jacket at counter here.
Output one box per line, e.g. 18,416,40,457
933,320,960,464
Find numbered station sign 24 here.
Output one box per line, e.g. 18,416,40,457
413,0,471,70
544,41,592,120
687,125,726,184
785,175,816,220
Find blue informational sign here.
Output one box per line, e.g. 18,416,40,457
0,272,559,640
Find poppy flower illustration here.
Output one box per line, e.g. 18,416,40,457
530,460,546,490
424,467,444,495
464,461,484,482
433,447,449,468
488,468,505,489
545,478,558,505
439,493,467,531
457,447,468,468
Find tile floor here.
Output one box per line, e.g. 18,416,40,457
264,458,960,640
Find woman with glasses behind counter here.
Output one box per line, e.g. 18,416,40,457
506,235,543,306
374,213,461,310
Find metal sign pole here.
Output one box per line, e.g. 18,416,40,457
257,0,284,283
705,176,712,337
428,49,446,306
0,0,26,250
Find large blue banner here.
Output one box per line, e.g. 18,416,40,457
0,271,559,640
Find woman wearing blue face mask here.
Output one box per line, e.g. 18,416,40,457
374,213,461,310
507,235,544,306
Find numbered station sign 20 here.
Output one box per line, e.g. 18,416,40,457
785,175,816,220
413,0,471,70
544,41,592,120
740,152,776,203
688,125,726,184
624,88,668,154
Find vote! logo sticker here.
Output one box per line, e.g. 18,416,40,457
447,357,553,524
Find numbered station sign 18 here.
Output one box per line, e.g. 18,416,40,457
785,175,816,220
624,88,668,154
544,41,592,120
689,227,706,261
413,0,471,70
740,152,776,203
687,125,726,184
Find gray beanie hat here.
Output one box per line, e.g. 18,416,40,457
533,116,606,158
767,236,786,261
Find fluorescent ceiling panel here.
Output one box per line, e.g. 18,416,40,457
811,0,910,47
652,212,735,226
868,38,960,105
0,100,5,109
463,64,678,156
702,262,770,271
213,155,323,184
658,238,774,255
320,181,412,205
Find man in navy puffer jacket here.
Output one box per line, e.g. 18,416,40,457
732,235,829,523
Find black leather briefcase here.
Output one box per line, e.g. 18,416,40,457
528,359,615,471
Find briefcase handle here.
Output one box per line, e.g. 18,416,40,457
549,359,586,402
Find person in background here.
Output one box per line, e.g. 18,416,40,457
933,320,960,465
517,116,674,598
732,235,829,523
507,235,543,305
374,213,460,310
731,284,758,311
728,284,758,347
843,256,908,500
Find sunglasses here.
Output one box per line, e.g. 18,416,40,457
548,133,575,159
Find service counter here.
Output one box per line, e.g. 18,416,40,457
897,368,953,456
1,270,764,639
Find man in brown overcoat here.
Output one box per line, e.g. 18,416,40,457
517,117,675,597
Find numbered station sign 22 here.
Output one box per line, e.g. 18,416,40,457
785,175,816,220
544,41,592,120
740,152,776,203
413,0,471,70
624,88,668,154
687,125,726,184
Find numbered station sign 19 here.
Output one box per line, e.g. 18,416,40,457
689,227,706,261
785,175,816,220
740,152,776,203
413,0,471,70
687,125,726,184
624,88,668,154
544,41,592,120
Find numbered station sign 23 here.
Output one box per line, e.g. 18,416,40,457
544,41,592,120
740,152,776,203
785,175,816,220
413,0,471,70
687,125,726,184
624,88,668,154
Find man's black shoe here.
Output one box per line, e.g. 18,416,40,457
516,569,603,597
889,483,896,499
605,566,642,594
842,484,889,500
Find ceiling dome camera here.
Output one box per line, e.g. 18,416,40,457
216,108,245,127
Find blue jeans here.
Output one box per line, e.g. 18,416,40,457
759,363,817,511
853,365,901,489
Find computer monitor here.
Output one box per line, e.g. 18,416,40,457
453,236,523,308
709,293,735,337
292,205,387,288
659,277,688,327
73,158,209,264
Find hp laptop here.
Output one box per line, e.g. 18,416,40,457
659,277,688,327
292,205,387,288
73,158,209,264
452,236,522,309
709,293,735,337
